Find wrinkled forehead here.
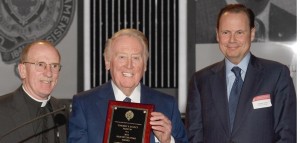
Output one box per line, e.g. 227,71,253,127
27,43,60,62
219,12,250,28
111,35,144,51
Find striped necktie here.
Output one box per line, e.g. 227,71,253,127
123,97,131,102
229,66,243,131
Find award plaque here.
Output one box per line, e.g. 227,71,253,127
103,100,154,143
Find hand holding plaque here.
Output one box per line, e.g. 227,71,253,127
103,100,154,143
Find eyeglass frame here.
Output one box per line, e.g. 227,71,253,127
22,61,62,73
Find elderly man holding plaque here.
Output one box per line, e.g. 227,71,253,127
68,29,188,143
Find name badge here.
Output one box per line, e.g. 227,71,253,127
252,94,272,109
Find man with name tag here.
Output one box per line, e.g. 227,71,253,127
185,4,296,143
68,29,188,143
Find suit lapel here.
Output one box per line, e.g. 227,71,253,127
138,85,152,143
139,85,157,143
95,82,116,122
210,61,231,135
11,87,37,142
232,55,264,134
140,85,151,104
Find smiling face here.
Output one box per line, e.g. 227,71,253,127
18,42,61,100
105,35,147,95
216,12,255,64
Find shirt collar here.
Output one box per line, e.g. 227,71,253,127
22,85,51,107
111,81,141,103
225,52,250,77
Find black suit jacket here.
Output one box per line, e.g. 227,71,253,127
186,54,296,143
0,86,69,143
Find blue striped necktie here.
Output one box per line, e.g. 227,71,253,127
229,66,243,131
123,97,131,102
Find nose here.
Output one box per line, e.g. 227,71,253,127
126,58,133,68
229,33,236,42
44,65,53,77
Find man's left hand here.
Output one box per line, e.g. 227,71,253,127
150,112,172,143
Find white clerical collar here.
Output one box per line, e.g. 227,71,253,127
111,81,141,103
22,85,51,107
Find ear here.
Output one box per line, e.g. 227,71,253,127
144,63,147,72
250,27,256,41
105,60,110,70
18,63,26,79
215,28,220,42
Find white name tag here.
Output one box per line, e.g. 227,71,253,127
252,94,272,109
252,99,272,109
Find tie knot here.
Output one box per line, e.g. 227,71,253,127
123,97,131,102
231,66,242,78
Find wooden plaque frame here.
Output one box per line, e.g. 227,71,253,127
103,100,154,143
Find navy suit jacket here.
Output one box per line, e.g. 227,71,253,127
68,81,188,143
186,54,296,143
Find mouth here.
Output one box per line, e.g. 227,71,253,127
227,44,240,50
122,72,133,77
41,79,53,84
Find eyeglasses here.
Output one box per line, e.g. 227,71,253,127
23,62,62,73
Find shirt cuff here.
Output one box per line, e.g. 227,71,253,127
170,136,175,143
154,136,175,143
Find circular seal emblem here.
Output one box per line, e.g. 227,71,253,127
0,0,76,63
125,110,134,121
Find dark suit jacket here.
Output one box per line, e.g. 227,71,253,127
68,81,188,143
0,86,69,143
186,54,296,143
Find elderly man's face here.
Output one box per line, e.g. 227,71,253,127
106,35,146,95
18,43,60,100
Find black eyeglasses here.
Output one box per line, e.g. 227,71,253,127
23,62,62,73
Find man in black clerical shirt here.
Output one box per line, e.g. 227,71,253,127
0,40,68,143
